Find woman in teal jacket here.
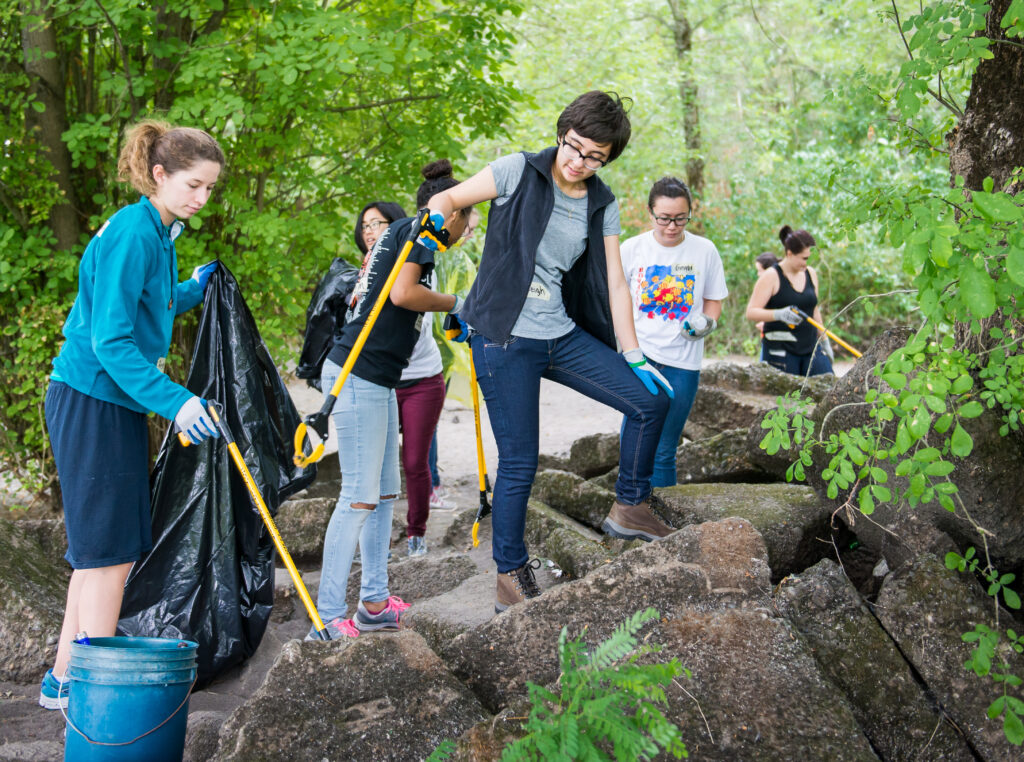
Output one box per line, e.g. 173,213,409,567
39,120,224,710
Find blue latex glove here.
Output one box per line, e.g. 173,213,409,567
174,396,220,444
417,209,450,252
623,349,674,398
191,261,218,290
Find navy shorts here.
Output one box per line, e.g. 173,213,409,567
45,381,152,569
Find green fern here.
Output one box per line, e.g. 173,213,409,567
501,607,689,761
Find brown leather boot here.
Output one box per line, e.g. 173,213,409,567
601,499,674,542
495,559,542,614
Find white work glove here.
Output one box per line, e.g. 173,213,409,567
820,335,834,362
174,396,220,445
681,312,717,340
772,306,804,325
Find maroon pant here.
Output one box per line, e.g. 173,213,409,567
396,372,446,537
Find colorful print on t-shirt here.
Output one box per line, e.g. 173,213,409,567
635,264,696,321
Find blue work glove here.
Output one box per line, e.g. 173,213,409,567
191,261,218,290
174,396,220,444
417,209,450,252
681,312,717,341
623,349,674,398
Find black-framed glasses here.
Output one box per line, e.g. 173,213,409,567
652,214,691,227
558,138,607,170
361,219,389,233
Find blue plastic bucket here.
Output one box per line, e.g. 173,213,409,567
63,637,198,762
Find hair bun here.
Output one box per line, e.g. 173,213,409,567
421,159,453,181
778,225,794,245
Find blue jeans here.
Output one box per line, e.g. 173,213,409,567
315,360,400,623
472,327,669,572
762,343,834,376
645,363,700,488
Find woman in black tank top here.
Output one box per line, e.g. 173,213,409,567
745,225,834,377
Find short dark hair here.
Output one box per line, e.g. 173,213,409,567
648,176,691,210
354,201,407,254
779,225,816,255
556,91,632,163
755,251,779,269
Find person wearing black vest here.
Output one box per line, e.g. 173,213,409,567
745,225,834,377
422,91,675,614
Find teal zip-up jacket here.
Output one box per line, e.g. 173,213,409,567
52,196,204,420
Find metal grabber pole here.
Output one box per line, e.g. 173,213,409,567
179,404,330,640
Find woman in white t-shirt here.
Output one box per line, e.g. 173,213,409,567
621,177,728,487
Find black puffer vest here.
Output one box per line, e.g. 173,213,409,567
461,147,618,348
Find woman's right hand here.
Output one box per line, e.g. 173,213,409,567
772,306,804,325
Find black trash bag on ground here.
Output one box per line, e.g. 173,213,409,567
295,257,359,390
119,263,316,688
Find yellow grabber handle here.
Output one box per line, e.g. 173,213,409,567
468,352,492,548
795,309,863,358
293,211,438,468
179,402,331,639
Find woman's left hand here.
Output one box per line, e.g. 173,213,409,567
623,349,675,398
191,261,218,290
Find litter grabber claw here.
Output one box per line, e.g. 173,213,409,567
180,401,330,640
468,352,492,547
794,309,863,358
293,211,431,468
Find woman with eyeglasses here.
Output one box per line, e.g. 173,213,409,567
745,225,834,376
620,177,728,488
310,161,471,639
421,91,673,614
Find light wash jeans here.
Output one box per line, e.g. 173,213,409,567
314,360,400,624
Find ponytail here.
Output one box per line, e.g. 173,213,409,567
118,120,224,196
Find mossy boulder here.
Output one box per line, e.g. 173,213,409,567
214,631,489,761
274,496,335,565
875,554,1024,762
655,482,833,581
530,469,613,529
675,428,773,484
346,552,478,612
524,498,614,579
776,559,974,761
0,517,67,682
564,432,620,478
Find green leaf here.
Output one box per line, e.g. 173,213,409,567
1004,587,1022,610
960,265,996,318
973,191,1022,223
951,424,974,457
1004,707,1024,746
959,401,984,418
1007,246,1024,287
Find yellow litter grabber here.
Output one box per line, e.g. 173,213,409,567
795,308,863,358
293,211,439,468
468,352,492,548
179,402,330,640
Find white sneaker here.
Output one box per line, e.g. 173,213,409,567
429,487,455,511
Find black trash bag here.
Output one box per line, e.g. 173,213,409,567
118,263,316,688
295,257,359,390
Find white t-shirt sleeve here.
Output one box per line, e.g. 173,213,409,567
703,244,729,301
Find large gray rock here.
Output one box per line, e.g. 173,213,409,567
214,631,489,761
524,499,612,579
274,496,335,565
0,518,67,682
675,428,772,484
875,554,1024,762
662,609,878,761
346,552,478,611
565,432,620,478
685,362,836,440
531,469,613,529
655,483,834,581
776,559,974,761
442,518,772,713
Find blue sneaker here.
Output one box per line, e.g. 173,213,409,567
407,536,427,557
38,669,69,710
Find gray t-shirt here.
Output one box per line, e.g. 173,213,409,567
489,152,621,340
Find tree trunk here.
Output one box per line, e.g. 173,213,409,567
951,0,1024,354
948,0,1024,195
20,0,80,252
153,5,193,111
668,0,705,197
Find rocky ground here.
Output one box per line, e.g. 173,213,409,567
7,350,1024,761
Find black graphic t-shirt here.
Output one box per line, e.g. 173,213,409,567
327,217,436,388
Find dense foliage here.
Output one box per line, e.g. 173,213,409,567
1,0,522,488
